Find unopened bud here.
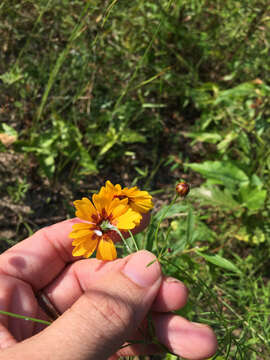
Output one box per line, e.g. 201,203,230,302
176,182,190,197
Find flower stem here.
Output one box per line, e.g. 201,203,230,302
128,230,139,251
0,309,51,326
113,227,132,253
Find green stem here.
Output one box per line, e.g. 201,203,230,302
113,227,132,253
128,230,139,251
154,194,178,249
0,310,51,326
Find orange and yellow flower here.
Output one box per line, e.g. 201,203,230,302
102,180,153,214
69,188,141,261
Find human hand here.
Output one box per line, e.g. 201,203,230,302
0,219,217,360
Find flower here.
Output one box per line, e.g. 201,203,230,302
102,180,153,214
69,189,142,261
176,182,190,197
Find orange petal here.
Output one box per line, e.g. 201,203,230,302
96,237,117,261
71,233,93,245
72,222,94,230
92,192,111,214
73,197,97,221
72,237,98,258
115,208,142,229
69,228,93,239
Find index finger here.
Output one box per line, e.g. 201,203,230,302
0,219,78,290
0,213,150,291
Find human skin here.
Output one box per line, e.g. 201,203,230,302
0,218,217,360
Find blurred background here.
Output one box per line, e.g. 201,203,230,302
1,1,270,358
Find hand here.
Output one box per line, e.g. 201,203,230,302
0,219,217,360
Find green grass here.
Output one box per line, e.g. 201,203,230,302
1,0,270,358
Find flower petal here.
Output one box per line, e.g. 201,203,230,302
92,192,111,214
72,237,98,258
69,228,93,239
105,180,122,194
72,222,94,230
96,237,117,261
73,197,97,221
115,208,142,229
121,187,153,213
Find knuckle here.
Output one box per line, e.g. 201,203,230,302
84,290,134,333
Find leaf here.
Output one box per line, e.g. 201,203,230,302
1,123,18,137
196,252,241,274
120,130,146,143
214,82,255,105
240,186,267,211
217,131,238,153
191,186,240,210
182,132,222,144
187,161,249,189
78,147,97,174
0,68,23,84
153,202,188,222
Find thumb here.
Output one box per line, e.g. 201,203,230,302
40,251,161,360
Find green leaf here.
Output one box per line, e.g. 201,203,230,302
182,132,222,144
79,147,97,174
120,130,146,143
191,186,240,210
1,123,18,137
214,82,255,105
240,186,267,211
217,131,238,153
0,68,23,85
153,202,188,222
187,161,249,189
196,252,241,274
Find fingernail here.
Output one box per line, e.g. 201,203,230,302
165,277,182,284
191,321,211,329
123,250,161,287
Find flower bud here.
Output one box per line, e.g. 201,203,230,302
176,182,190,197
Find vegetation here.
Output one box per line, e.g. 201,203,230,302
1,0,270,358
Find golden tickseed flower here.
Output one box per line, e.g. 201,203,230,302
176,181,190,197
102,180,153,215
69,190,142,261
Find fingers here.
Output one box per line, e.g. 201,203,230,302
151,276,188,312
0,219,78,290
153,314,218,360
3,251,163,360
43,255,188,314
0,214,150,291
114,314,218,360
0,323,17,350
0,274,39,345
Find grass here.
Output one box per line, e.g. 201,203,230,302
1,0,270,358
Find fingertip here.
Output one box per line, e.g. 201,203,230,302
151,277,188,312
154,314,218,360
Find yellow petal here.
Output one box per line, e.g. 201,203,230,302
115,208,142,229
105,180,122,194
73,197,97,221
72,237,98,258
96,237,117,261
92,192,111,214
69,228,93,239
121,188,153,213
130,199,153,213
71,222,94,230
71,233,93,245
110,201,128,217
